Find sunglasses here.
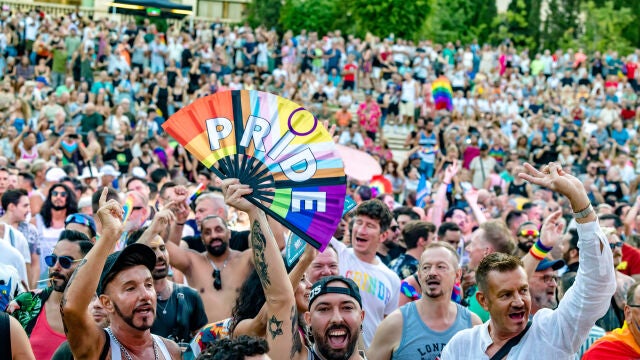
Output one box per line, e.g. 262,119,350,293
519,229,539,238
628,303,640,308
132,206,144,211
51,190,67,197
610,242,623,250
390,225,399,232
45,254,82,269
212,269,222,290
65,214,90,227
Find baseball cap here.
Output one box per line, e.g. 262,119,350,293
308,275,362,309
65,213,97,237
97,243,156,295
100,164,121,178
535,258,565,272
36,76,49,86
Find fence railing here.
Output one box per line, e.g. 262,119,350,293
0,0,240,25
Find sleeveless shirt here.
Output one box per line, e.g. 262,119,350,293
391,301,472,360
104,328,171,360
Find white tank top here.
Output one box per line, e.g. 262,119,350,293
106,328,171,360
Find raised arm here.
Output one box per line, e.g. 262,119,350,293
432,160,458,228
221,179,302,359
61,188,124,358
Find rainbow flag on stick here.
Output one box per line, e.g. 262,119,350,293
122,195,135,223
432,76,453,111
188,183,207,204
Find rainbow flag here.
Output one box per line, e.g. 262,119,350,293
188,183,207,204
122,195,135,224
432,76,453,111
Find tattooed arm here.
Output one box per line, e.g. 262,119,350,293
61,188,125,358
222,179,305,360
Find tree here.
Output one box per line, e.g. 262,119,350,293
489,0,535,49
350,0,431,41
572,1,634,54
426,0,496,44
542,0,582,51
278,0,351,37
245,0,282,31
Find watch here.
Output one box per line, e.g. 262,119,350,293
573,204,594,219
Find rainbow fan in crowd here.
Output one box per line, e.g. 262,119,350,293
432,76,453,111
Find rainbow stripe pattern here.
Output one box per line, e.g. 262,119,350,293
188,183,207,204
122,195,134,224
162,90,346,251
432,76,453,111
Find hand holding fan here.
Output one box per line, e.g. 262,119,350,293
162,90,347,251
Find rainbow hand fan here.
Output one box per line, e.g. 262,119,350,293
432,76,453,111
162,90,347,251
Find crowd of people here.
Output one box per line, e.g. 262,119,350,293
0,5,639,360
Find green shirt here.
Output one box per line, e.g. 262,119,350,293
81,112,104,133
52,49,68,74
530,59,544,76
467,285,490,322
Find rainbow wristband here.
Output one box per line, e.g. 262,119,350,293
529,240,552,260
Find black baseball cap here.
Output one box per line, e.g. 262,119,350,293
308,275,362,309
97,243,156,295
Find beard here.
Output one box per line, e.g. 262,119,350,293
206,239,228,257
313,324,359,360
152,264,169,280
49,271,68,292
517,240,534,253
113,301,154,331
533,292,557,310
51,203,67,211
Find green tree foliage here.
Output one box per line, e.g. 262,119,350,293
565,1,634,54
349,0,431,41
489,0,535,49
278,0,350,36
245,0,282,31
542,0,582,51
427,0,496,44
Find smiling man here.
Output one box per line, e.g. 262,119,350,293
331,199,400,347
441,162,617,359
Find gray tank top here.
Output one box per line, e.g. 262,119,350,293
391,301,472,360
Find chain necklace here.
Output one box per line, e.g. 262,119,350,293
106,328,159,360
157,283,173,315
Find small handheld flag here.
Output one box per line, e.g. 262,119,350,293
188,183,207,204
122,195,135,223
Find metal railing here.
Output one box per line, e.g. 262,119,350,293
1,0,241,24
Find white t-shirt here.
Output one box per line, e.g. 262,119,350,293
331,239,400,347
1,224,30,265
0,240,28,286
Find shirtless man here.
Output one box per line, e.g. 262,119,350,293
161,186,266,322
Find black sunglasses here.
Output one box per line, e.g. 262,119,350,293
45,254,81,269
51,190,67,197
628,303,640,308
212,269,221,290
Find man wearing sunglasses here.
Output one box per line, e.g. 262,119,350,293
9,230,92,360
515,221,540,257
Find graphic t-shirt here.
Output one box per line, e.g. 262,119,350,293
331,239,400,347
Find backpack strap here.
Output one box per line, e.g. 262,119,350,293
489,320,532,360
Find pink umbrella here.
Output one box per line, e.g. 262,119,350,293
336,144,382,182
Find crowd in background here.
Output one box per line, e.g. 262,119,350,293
0,6,638,360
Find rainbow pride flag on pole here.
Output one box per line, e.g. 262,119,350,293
432,76,453,111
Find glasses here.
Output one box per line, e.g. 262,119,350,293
51,190,67,197
390,226,399,232
610,242,623,250
132,206,144,211
45,254,82,269
212,269,222,290
537,274,560,284
519,229,540,238
628,303,640,308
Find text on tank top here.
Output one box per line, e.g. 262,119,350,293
391,301,472,360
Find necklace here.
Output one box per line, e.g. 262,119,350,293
106,328,158,360
209,256,229,291
156,283,173,315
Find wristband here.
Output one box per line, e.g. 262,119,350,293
573,203,594,220
176,222,185,226
529,239,552,260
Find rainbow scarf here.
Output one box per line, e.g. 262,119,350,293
432,76,453,111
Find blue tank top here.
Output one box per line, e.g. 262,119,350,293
391,301,472,360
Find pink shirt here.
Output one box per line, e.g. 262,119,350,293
30,304,66,360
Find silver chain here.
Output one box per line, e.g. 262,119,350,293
106,328,159,360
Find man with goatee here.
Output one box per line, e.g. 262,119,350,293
9,230,92,360
367,242,481,360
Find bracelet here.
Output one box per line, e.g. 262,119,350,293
529,239,552,261
573,203,594,220
176,222,185,226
